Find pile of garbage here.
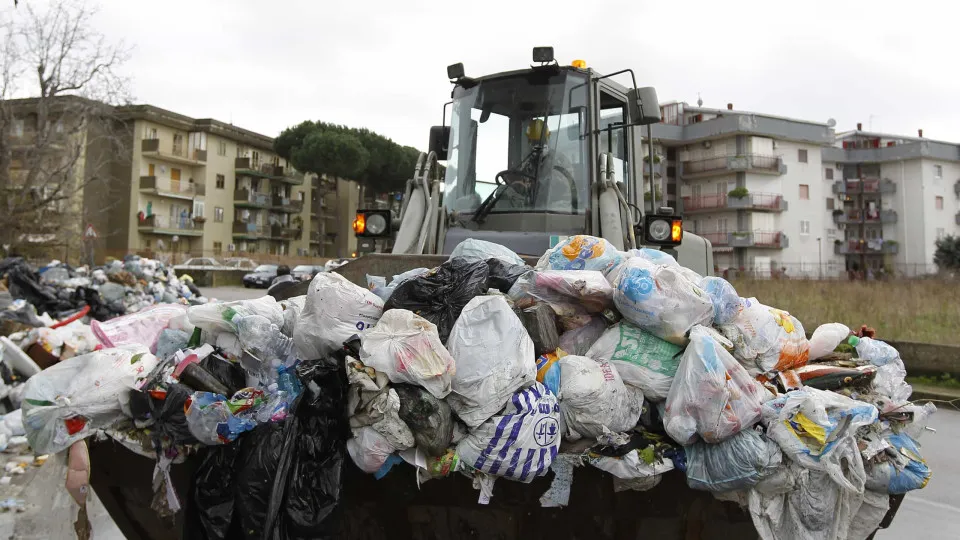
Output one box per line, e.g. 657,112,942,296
3,237,936,539
0,255,207,369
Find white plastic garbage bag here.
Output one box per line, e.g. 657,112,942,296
22,345,159,454
846,489,890,540
808,323,850,361
456,382,560,482
294,272,384,360
588,448,674,487
360,309,456,399
586,322,683,401
279,295,306,337
188,296,283,336
855,337,912,403
508,270,613,313
720,297,810,375
446,295,536,428
762,387,877,493
558,355,643,440
2,409,24,437
536,235,625,277
699,276,743,325
864,432,931,494
450,238,525,266
664,325,767,445
685,428,782,492
749,464,866,540
347,426,397,474
613,257,713,345
345,360,415,450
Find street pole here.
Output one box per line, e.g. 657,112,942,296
817,237,822,279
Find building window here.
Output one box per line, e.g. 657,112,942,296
799,184,810,200
170,168,181,181
825,198,834,210
214,207,224,223
173,134,184,156
800,220,810,235
144,126,157,140
934,165,943,179
297,191,305,201
54,119,64,134
826,228,836,239
936,196,944,210
13,119,23,137
216,174,225,189
193,201,204,218
218,141,227,156
213,241,223,255
798,149,808,163
825,168,834,180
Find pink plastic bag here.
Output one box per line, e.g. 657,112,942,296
91,304,187,353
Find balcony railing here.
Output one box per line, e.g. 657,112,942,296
141,139,207,164
834,239,898,255
681,154,784,178
139,176,204,199
137,214,203,236
682,192,787,213
700,232,730,246
232,221,267,238
310,231,321,244
271,195,304,213
728,231,788,249
270,225,302,240
833,209,898,225
234,188,270,208
833,178,896,195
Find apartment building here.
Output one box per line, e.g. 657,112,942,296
645,103,960,277
3,98,360,263
650,102,841,277
823,128,960,276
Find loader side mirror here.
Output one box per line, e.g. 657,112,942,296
428,126,450,160
627,87,661,126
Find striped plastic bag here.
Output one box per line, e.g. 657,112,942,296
456,382,561,483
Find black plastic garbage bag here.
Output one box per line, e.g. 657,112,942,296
485,258,531,293
394,384,454,456
200,354,248,396
384,257,490,343
263,357,349,539
147,383,199,445
183,439,244,540
0,258,73,315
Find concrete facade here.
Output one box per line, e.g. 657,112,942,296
650,103,960,277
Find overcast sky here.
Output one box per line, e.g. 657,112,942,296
13,0,960,147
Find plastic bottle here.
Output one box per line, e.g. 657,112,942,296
235,315,293,363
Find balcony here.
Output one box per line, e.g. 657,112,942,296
270,225,302,240
271,195,304,213
141,139,207,166
834,239,898,255
955,180,960,197
139,176,204,200
279,167,305,185
833,209,898,225
833,178,896,195
137,214,203,236
700,232,730,247
728,231,788,249
682,192,787,214
956,212,960,226
310,231,321,244
232,221,268,239
235,157,282,179
233,188,270,208
681,154,785,179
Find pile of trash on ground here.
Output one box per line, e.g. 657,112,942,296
1,238,936,539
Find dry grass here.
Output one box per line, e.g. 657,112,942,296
729,279,960,346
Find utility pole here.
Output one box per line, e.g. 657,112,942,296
817,237,822,279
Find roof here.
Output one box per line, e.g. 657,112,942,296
834,129,960,147
683,104,832,128
117,104,275,150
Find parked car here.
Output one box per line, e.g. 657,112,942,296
292,264,323,282
173,257,222,271
242,264,278,288
223,257,258,270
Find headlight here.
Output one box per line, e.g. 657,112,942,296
366,213,387,235
354,209,392,237
644,214,684,246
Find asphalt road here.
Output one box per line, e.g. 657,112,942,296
197,286,960,538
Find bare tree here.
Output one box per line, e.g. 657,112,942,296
0,0,131,260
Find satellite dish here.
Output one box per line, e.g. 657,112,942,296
827,118,837,127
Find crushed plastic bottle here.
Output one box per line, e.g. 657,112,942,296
235,315,294,363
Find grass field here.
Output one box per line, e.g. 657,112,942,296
730,279,960,346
